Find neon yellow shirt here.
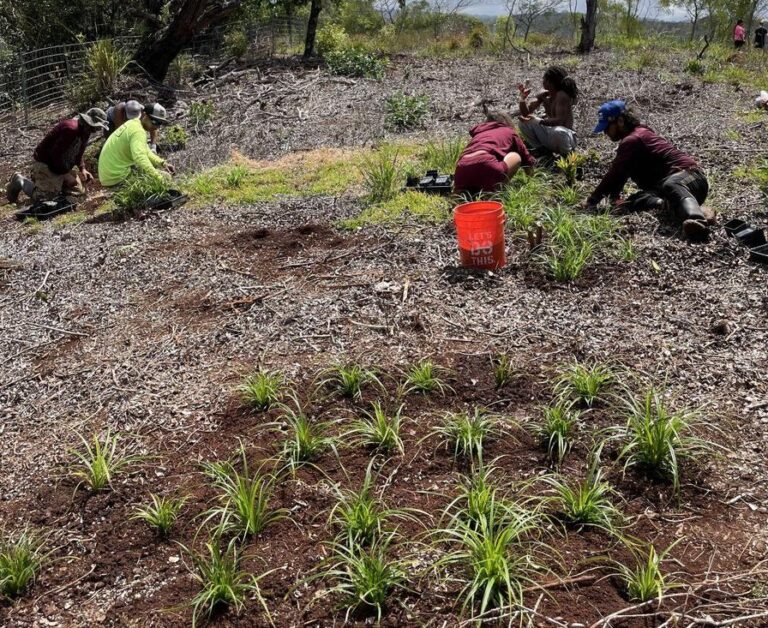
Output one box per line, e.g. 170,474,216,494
98,118,166,186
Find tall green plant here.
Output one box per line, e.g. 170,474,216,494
88,40,129,96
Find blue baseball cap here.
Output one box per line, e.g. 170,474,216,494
593,99,626,133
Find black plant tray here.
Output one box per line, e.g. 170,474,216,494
405,170,454,196
749,244,768,263
145,189,187,212
735,227,767,248
724,218,748,236
14,197,75,221
157,142,185,153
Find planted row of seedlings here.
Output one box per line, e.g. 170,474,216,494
1,359,723,624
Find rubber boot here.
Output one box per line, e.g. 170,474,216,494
6,173,24,203
678,197,709,242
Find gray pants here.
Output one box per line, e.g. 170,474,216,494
518,119,577,155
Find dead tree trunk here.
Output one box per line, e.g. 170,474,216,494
578,0,598,53
303,0,322,58
133,0,240,81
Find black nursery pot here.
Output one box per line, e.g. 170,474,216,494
724,218,748,236
735,227,767,248
749,243,768,264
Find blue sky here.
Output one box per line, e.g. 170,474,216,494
460,0,689,21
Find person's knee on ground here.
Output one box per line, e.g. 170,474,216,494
503,152,522,178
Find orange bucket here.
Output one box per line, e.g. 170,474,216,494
453,201,506,270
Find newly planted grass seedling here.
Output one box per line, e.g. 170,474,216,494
132,493,187,538
430,409,504,467
70,429,135,491
433,502,546,621
614,542,676,602
185,537,272,627
203,450,286,537
359,148,400,203
278,401,336,473
544,239,593,282
346,402,404,454
545,464,622,533
322,535,406,622
0,527,45,598
237,369,285,411
534,401,579,467
318,363,382,400
555,361,613,407
223,164,249,189
617,387,715,492
403,359,451,395
492,354,514,389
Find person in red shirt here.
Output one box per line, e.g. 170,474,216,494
584,100,714,241
6,108,108,203
734,19,746,49
454,112,536,196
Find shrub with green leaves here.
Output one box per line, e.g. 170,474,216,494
112,173,171,217
132,494,186,538
554,152,587,187
188,101,215,131
203,450,287,537
555,361,613,407
685,58,705,75
385,91,429,131
346,401,404,454
69,429,135,491
316,23,350,56
224,28,249,58
326,46,386,79
184,538,271,627
0,527,45,598
616,388,715,492
237,369,285,411
162,124,188,150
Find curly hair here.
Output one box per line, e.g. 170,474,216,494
543,65,578,101
619,107,642,130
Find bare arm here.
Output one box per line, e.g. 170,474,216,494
519,90,546,117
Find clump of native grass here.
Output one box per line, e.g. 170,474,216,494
429,409,509,468
612,540,679,602
69,429,137,492
359,147,401,203
492,354,514,389
183,537,273,627
431,496,550,622
544,450,623,533
236,369,286,411
533,401,580,468
277,397,337,474
614,387,718,493
402,359,452,396
0,527,46,598
202,448,287,538
317,363,382,400
329,461,417,546
346,401,404,454
132,494,187,538
422,136,467,172
554,360,613,407
318,533,407,622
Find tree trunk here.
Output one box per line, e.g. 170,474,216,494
578,0,598,53
133,0,239,81
303,0,322,58
689,13,699,41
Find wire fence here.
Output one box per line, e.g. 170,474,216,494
0,17,306,130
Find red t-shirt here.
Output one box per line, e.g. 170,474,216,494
588,126,698,205
33,118,91,175
460,121,536,167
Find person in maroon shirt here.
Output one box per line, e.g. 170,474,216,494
6,108,108,204
454,112,536,196
584,100,713,241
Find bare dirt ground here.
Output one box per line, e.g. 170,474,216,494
1,50,767,626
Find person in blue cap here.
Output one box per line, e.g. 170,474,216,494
583,100,714,241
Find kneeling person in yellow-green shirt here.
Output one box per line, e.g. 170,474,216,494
98,103,175,187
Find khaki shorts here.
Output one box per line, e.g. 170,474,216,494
30,161,84,201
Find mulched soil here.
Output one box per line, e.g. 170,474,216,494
1,49,768,626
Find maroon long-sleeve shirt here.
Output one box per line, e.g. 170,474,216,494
587,126,699,205
461,121,536,167
32,118,91,175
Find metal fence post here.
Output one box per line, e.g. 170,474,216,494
18,52,28,126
